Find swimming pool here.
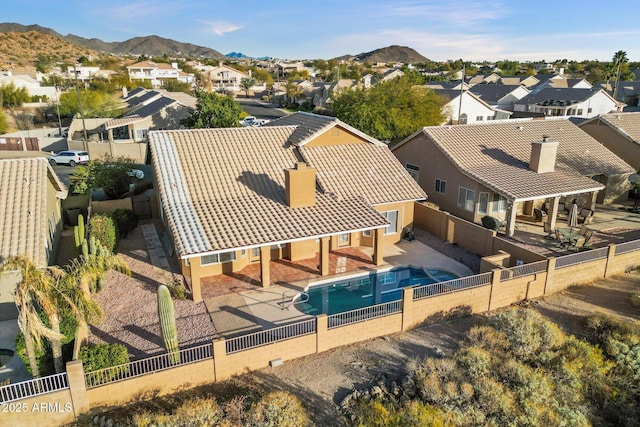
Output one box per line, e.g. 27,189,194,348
294,266,460,315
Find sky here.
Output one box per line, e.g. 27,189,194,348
3,0,640,62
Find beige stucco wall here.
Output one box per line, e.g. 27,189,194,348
305,126,366,147
45,176,64,265
580,123,640,170
0,389,75,427
373,201,415,245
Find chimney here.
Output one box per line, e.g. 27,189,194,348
529,135,559,173
284,163,317,208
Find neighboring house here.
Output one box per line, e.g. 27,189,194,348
67,88,195,163
0,71,57,101
0,157,67,266
529,74,592,94
512,88,621,119
425,81,470,91
609,81,640,108
498,75,540,88
362,69,405,88
468,84,530,111
126,61,195,88
311,79,357,108
392,119,634,236
431,89,512,124
466,73,501,86
579,112,640,170
199,64,250,93
150,112,426,301
67,65,100,82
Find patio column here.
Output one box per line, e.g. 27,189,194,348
547,197,560,230
320,236,330,276
505,201,518,237
587,191,598,210
260,246,271,288
373,228,384,266
107,128,113,143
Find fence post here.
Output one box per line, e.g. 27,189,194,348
212,338,227,382
66,360,89,417
543,257,556,295
316,314,328,353
488,269,501,311
401,287,414,331
604,244,617,278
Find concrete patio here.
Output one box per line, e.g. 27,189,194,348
203,240,475,338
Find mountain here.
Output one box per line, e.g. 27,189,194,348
226,52,250,59
345,45,430,64
0,27,99,65
0,23,227,59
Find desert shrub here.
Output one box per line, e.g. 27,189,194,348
632,292,640,308
110,208,139,239
89,214,117,252
349,399,448,427
79,343,129,373
166,278,187,300
249,391,310,427
173,396,222,426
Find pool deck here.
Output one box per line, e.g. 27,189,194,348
206,240,474,338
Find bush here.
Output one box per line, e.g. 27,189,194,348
79,343,129,373
632,292,640,309
110,208,139,239
166,278,187,300
249,391,310,427
89,214,117,252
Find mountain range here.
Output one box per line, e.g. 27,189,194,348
0,23,430,64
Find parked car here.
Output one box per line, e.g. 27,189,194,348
48,150,90,167
240,116,258,126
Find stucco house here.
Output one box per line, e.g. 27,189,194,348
579,112,640,170
512,88,621,119
150,112,426,301
469,84,530,111
0,157,67,266
391,119,634,236
126,61,195,88
431,89,512,124
198,64,250,93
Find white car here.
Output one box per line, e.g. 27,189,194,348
48,150,90,167
240,116,270,127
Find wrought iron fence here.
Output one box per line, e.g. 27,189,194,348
327,300,402,329
0,373,68,403
615,239,640,255
85,343,212,389
500,260,548,281
555,247,609,269
226,319,316,354
413,272,493,301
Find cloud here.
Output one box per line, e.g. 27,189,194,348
98,1,164,20
380,1,510,25
200,20,243,37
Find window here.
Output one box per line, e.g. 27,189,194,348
240,249,246,258
136,129,148,140
577,109,583,115
478,192,489,215
587,108,592,113
405,163,420,182
382,210,399,235
270,243,285,250
362,230,372,237
201,251,237,265
459,113,468,124
251,248,260,257
487,116,495,121
476,116,483,121
493,193,508,213
435,179,446,194
458,187,475,212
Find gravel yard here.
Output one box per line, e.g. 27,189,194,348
87,221,219,359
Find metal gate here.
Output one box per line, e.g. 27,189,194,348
132,196,152,219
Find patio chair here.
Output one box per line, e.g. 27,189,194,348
578,225,589,235
582,230,595,247
533,208,547,222
578,208,594,224
572,236,586,251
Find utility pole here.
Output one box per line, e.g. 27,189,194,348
54,82,63,137
73,64,88,149
458,62,465,124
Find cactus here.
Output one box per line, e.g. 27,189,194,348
157,285,180,364
82,239,89,259
74,225,81,253
89,235,97,256
78,214,85,243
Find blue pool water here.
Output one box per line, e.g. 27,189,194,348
294,267,459,315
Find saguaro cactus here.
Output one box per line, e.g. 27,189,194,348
157,284,180,364
74,214,85,254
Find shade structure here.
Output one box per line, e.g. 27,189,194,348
567,203,579,228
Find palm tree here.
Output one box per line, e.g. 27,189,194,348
0,256,65,377
613,50,628,99
285,80,304,105
240,77,257,98
603,62,617,93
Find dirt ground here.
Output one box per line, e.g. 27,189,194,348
79,269,640,427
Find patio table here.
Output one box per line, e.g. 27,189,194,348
558,227,583,243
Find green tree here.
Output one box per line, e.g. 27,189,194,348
58,89,121,118
162,79,193,94
331,76,446,143
240,77,257,97
0,109,8,133
284,80,304,105
180,90,243,128
70,156,138,199
613,50,628,99
1,82,30,108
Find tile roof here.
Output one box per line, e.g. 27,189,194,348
0,158,66,266
150,128,389,257
413,119,634,200
300,143,427,205
469,85,524,103
126,97,177,119
264,111,384,147
518,87,602,106
103,115,145,130
596,112,640,143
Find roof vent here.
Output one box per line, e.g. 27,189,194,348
517,126,524,131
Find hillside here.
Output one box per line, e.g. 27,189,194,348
0,30,98,66
0,23,226,60
351,45,430,63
